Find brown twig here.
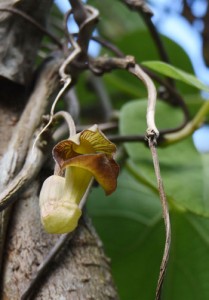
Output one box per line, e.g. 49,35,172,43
129,50,171,297
89,55,136,74
148,137,171,300
89,34,190,126
72,33,125,57
129,64,159,136
121,0,153,15
141,14,171,66
91,36,125,57
0,142,50,212
120,0,169,64
125,47,171,299
120,0,176,89
0,6,62,48
90,55,190,138
69,0,88,25
89,34,190,125
69,1,99,56
142,67,190,122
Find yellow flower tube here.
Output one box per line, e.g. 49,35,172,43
39,175,82,234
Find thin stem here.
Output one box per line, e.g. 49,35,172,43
69,1,99,55
141,15,171,66
120,0,153,16
90,56,159,136
91,36,124,57
163,100,209,145
72,33,125,57
90,34,189,122
91,34,188,121
0,109,78,212
0,6,62,48
59,46,81,80
148,138,171,300
69,0,88,26
128,64,159,137
143,67,190,120
53,110,76,175
139,36,171,297
120,0,174,87
64,9,77,49
121,0,173,66
0,144,47,212
90,36,189,124
32,78,71,152
54,111,76,137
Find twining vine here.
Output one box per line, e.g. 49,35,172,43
1,0,206,299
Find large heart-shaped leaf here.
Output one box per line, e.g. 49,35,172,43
87,99,209,300
119,99,209,216
163,211,209,300
88,167,209,300
88,169,163,300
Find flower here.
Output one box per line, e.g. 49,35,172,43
39,125,119,234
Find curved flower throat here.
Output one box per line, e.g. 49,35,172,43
39,125,119,234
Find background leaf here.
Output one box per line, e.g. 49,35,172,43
109,29,196,95
87,98,209,299
119,99,209,215
88,168,209,300
142,61,209,92
88,169,164,300
164,211,209,300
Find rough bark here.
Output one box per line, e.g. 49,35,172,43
0,1,119,299
2,180,118,300
0,0,53,85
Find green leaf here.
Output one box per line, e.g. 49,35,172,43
104,72,146,99
183,94,209,123
88,168,209,300
113,29,196,95
119,99,209,215
164,211,209,300
87,169,163,300
89,0,145,39
142,61,209,92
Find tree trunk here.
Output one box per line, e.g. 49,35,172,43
2,180,118,300
0,1,119,299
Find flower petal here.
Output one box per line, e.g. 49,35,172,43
53,140,78,167
62,154,119,195
53,125,117,167
77,127,116,155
